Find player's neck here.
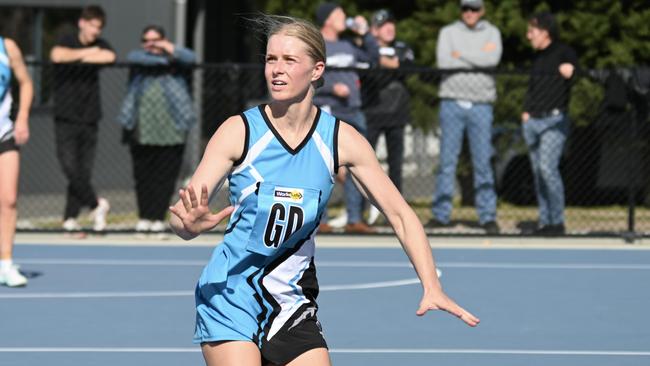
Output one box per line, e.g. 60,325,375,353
267,101,315,130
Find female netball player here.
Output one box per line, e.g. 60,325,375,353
169,15,479,366
0,36,33,287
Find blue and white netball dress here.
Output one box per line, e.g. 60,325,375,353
0,37,16,153
194,104,339,363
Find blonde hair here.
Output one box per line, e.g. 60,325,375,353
253,14,326,88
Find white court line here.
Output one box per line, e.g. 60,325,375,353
17,258,650,270
0,278,422,299
0,347,648,356
18,259,205,266
0,291,193,299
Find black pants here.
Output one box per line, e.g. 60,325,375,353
366,124,405,192
130,144,185,221
54,120,99,219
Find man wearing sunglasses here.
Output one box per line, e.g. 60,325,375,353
429,0,502,234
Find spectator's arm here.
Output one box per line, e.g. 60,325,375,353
457,28,502,67
317,73,336,95
559,46,579,79
127,49,168,65
354,33,380,66
172,46,196,64
50,45,98,63
80,47,116,64
436,27,471,69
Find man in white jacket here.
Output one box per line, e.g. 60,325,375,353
429,0,502,234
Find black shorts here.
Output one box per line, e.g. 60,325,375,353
260,304,328,365
0,137,18,154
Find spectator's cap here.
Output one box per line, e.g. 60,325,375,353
315,2,340,27
371,9,395,27
460,0,483,9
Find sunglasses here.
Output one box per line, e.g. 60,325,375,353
461,6,481,13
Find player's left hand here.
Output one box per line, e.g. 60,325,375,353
416,289,480,327
13,117,29,145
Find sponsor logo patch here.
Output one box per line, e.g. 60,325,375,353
274,187,304,204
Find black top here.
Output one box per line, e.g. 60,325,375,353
53,34,114,124
524,41,578,116
362,40,414,127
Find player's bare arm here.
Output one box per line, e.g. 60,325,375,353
169,115,245,240
337,122,479,327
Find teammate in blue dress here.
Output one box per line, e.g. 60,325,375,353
169,15,479,366
0,36,33,287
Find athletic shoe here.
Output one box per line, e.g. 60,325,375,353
0,265,27,287
328,212,348,228
344,222,376,234
424,218,452,229
91,198,110,232
135,219,151,239
150,220,168,240
534,224,565,236
481,221,500,235
367,205,381,225
318,223,333,233
62,218,81,232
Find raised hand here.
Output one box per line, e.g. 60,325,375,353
169,184,234,236
415,288,480,327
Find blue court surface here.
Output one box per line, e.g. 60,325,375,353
1,236,649,366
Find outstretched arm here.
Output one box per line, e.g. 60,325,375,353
5,38,33,145
338,122,479,327
168,115,245,240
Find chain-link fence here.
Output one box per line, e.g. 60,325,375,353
13,62,650,236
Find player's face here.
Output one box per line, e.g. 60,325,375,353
265,34,324,102
527,25,549,50
78,18,103,44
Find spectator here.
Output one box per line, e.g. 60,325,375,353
0,36,33,287
522,12,578,236
364,9,414,192
50,5,115,233
313,2,379,233
429,0,501,234
117,25,196,238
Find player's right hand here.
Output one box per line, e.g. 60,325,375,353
169,184,234,236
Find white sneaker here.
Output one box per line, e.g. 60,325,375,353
135,219,151,239
0,265,28,287
62,218,81,231
328,212,348,228
90,198,110,232
150,220,168,240
367,205,381,225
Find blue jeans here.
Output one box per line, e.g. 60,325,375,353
522,113,569,226
343,111,367,224
432,100,497,224
320,110,367,225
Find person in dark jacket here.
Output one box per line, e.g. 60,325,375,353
364,9,414,192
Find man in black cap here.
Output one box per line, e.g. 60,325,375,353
313,2,379,234
364,9,414,196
